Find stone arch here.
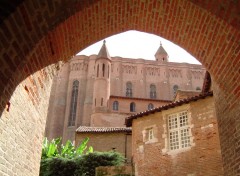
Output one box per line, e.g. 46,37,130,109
0,0,239,175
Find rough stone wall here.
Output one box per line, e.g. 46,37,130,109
76,132,132,162
0,65,55,176
132,97,223,176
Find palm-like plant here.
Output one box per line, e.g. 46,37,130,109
41,137,93,159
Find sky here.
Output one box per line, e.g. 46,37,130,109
78,30,201,65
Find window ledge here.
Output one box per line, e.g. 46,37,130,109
145,138,158,144
163,146,192,155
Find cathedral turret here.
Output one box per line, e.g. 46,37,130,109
155,42,169,63
92,40,111,112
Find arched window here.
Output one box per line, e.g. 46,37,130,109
173,85,179,95
148,103,154,110
68,80,79,126
196,87,201,91
130,102,136,112
113,101,119,111
150,84,157,99
97,64,99,77
102,64,105,77
101,98,103,106
126,82,133,97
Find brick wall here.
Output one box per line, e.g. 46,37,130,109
212,81,240,176
132,97,223,176
0,65,56,176
0,0,239,175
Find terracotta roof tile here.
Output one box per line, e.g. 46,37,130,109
125,91,213,127
76,126,132,133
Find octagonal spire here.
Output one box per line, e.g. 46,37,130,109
96,40,111,60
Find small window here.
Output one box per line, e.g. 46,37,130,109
130,102,136,112
168,111,190,150
148,128,154,141
126,82,133,97
173,85,179,95
148,103,154,110
113,101,119,111
150,84,157,99
101,98,103,106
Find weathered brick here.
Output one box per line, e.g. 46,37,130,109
0,0,239,175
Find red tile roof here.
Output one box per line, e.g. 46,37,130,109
76,126,132,133
125,91,213,127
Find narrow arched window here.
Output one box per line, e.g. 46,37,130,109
130,102,136,112
97,64,99,77
148,103,154,110
101,98,103,106
126,82,133,97
150,84,157,99
68,80,79,126
173,85,179,95
102,64,105,77
113,101,119,111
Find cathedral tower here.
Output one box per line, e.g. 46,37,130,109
92,40,111,113
155,42,169,63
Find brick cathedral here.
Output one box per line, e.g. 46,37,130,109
45,41,205,146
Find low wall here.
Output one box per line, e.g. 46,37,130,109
96,166,134,176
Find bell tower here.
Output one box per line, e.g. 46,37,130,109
92,40,111,113
155,42,169,63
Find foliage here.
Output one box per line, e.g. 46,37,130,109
40,157,77,176
40,151,125,176
41,137,93,159
74,152,125,176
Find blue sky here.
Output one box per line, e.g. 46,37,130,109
78,30,201,64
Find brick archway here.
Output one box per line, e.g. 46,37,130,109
0,0,239,175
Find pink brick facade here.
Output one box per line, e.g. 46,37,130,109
0,1,239,175
45,43,205,142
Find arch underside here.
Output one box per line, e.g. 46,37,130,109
0,0,239,175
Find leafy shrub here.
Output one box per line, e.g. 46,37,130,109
41,137,93,159
40,157,77,176
74,152,125,176
40,138,125,176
